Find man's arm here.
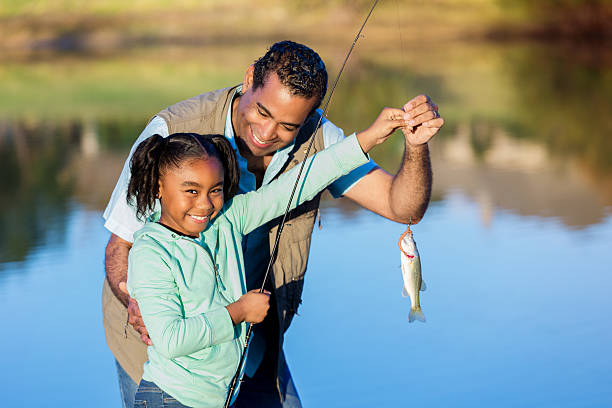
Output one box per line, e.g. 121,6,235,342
106,233,153,345
105,233,132,307
343,95,443,224
343,145,431,223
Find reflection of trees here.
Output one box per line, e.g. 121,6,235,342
317,53,612,226
325,47,612,181
327,59,447,136
496,0,612,40
504,44,612,175
0,117,148,265
431,124,611,228
332,47,612,174
325,58,449,178
1,43,611,254
95,119,148,152
469,118,496,160
0,121,76,264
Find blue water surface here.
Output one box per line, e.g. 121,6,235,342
0,204,120,407
0,193,611,407
287,194,612,407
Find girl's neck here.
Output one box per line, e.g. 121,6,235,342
157,221,199,239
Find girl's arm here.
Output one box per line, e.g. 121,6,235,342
127,243,235,359
228,133,370,235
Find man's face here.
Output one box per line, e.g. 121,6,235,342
233,68,318,157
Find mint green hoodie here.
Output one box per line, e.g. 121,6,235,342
127,134,368,407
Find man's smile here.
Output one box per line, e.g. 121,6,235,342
250,127,273,148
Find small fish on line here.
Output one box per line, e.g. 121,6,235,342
399,224,426,323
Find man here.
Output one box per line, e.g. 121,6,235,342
103,41,444,407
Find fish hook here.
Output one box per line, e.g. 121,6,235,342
398,224,414,259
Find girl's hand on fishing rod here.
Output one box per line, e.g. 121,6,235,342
356,107,411,153
401,94,444,146
226,289,271,325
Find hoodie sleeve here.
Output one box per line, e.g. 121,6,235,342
228,133,369,235
126,241,235,359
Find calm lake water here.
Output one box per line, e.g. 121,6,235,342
1,39,611,407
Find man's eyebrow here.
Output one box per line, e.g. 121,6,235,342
256,102,301,128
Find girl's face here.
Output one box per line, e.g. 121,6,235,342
158,156,225,236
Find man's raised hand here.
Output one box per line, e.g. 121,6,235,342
401,94,444,146
356,94,444,153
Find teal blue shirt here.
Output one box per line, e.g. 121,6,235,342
126,134,369,407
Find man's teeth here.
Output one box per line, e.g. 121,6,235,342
253,133,268,145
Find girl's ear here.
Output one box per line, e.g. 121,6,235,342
157,179,163,200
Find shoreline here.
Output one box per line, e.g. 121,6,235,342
2,2,610,62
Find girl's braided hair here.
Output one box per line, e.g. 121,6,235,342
127,133,240,221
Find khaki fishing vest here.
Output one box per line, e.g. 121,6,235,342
158,86,326,391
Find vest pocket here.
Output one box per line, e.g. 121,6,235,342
282,209,317,243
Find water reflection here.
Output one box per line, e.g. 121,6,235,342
505,43,612,174
0,41,610,264
432,124,611,228
0,118,145,266
0,121,76,265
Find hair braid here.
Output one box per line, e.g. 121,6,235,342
127,134,167,221
207,135,240,201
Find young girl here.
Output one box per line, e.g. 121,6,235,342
126,130,385,407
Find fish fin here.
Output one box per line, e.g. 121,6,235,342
420,280,427,292
401,287,409,297
409,307,426,323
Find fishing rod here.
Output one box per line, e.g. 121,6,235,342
223,1,380,406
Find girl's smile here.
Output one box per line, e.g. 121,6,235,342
189,214,210,223
157,156,225,237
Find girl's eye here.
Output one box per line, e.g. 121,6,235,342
211,188,223,194
186,189,198,195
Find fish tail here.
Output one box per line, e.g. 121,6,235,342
409,307,426,323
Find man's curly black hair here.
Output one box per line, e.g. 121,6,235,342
253,41,328,110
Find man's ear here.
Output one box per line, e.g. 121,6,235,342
243,65,255,93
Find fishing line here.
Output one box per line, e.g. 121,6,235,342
395,0,412,109
395,0,408,65
223,1,380,406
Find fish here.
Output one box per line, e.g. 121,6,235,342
398,225,426,323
